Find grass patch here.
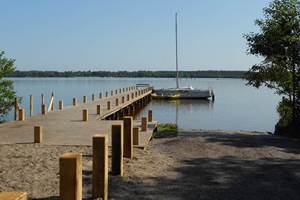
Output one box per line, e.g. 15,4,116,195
153,123,178,138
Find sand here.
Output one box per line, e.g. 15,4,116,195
1,130,300,199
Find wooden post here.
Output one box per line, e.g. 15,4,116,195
127,94,129,101
99,93,102,99
122,96,124,103
83,109,88,121
59,100,64,110
59,153,82,200
111,124,123,176
97,105,101,115
41,104,46,115
142,117,147,131
123,88,125,92
92,94,95,101
119,89,121,93
115,89,118,94
0,192,28,200
115,98,119,106
105,91,108,97
83,96,87,103
131,93,134,99
14,97,19,120
73,98,77,106
148,110,153,122
18,108,25,121
41,94,44,111
92,135,108,200
123,117,133,159
107,101,110,110
133,127,139,145
34,126,42,143
51,92,54,111
29,95,33,117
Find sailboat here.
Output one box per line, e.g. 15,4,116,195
153,13,214,100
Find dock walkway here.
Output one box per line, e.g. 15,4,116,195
0,86,155,147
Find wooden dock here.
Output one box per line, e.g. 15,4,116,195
0,86,156,147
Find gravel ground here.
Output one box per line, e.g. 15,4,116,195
1,131,300,199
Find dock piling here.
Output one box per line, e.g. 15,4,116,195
97,105,101,115
59,153,82,200
92,135,108,200
142,117,147,131
148,110,153,122
18,108,25,121
59,100,63,110
123,117,133,159
30,95,33,117
111,124,124,176
73,98,77,106
83,109,88,121
34,126,43,143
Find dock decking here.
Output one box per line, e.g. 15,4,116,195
0,86,156,147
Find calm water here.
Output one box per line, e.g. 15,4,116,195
7,77,281,132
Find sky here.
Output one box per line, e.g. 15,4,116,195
0,0,273,71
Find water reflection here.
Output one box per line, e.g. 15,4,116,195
137,99,214,129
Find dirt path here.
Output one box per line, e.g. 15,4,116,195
1,131,300,199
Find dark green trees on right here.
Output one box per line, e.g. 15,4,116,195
245,0,300,136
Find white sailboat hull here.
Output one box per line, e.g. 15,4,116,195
153,88,213,99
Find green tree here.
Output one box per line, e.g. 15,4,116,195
0,50,17,120
244,0,300,136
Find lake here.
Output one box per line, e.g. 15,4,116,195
7,77,280,132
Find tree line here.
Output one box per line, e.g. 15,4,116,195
6,70,246,78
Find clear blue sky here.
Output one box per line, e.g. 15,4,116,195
0,0,272,71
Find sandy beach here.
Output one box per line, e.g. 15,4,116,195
1,130,300,199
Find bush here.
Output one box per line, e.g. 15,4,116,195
153,123,178,138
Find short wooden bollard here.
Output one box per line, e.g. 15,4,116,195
133,127,139,145
97,105,101,115
111,124,124,176
18,109,25,121
72,98,77,106
115,98,119,106
29,95,33,117
82,109,88,121
131,93,134,99
92,135,108,200
92,94,95,101
127,95,130,101
34,126,43,143
99,93,102,99
59,153,82,200
0,192,28,200
148,110,153,122
14,97,19,120
142,117,147,131
107,101,110,110
119,89,121,93
83,96,87,103
123,117,133,159
41,104,46,115
105,92,108,97
59,100,64,110
122,96,124,103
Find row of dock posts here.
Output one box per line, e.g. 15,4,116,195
13,85,143,120
59,111,153,200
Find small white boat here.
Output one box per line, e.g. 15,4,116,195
153,13,214,100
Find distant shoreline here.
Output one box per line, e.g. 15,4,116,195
6,70,246,78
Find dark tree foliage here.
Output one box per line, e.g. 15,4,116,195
244,0,300,136
0,51,16,120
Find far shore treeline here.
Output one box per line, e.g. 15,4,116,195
5,70,246,78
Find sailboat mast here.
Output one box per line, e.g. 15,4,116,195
175,12,179,89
